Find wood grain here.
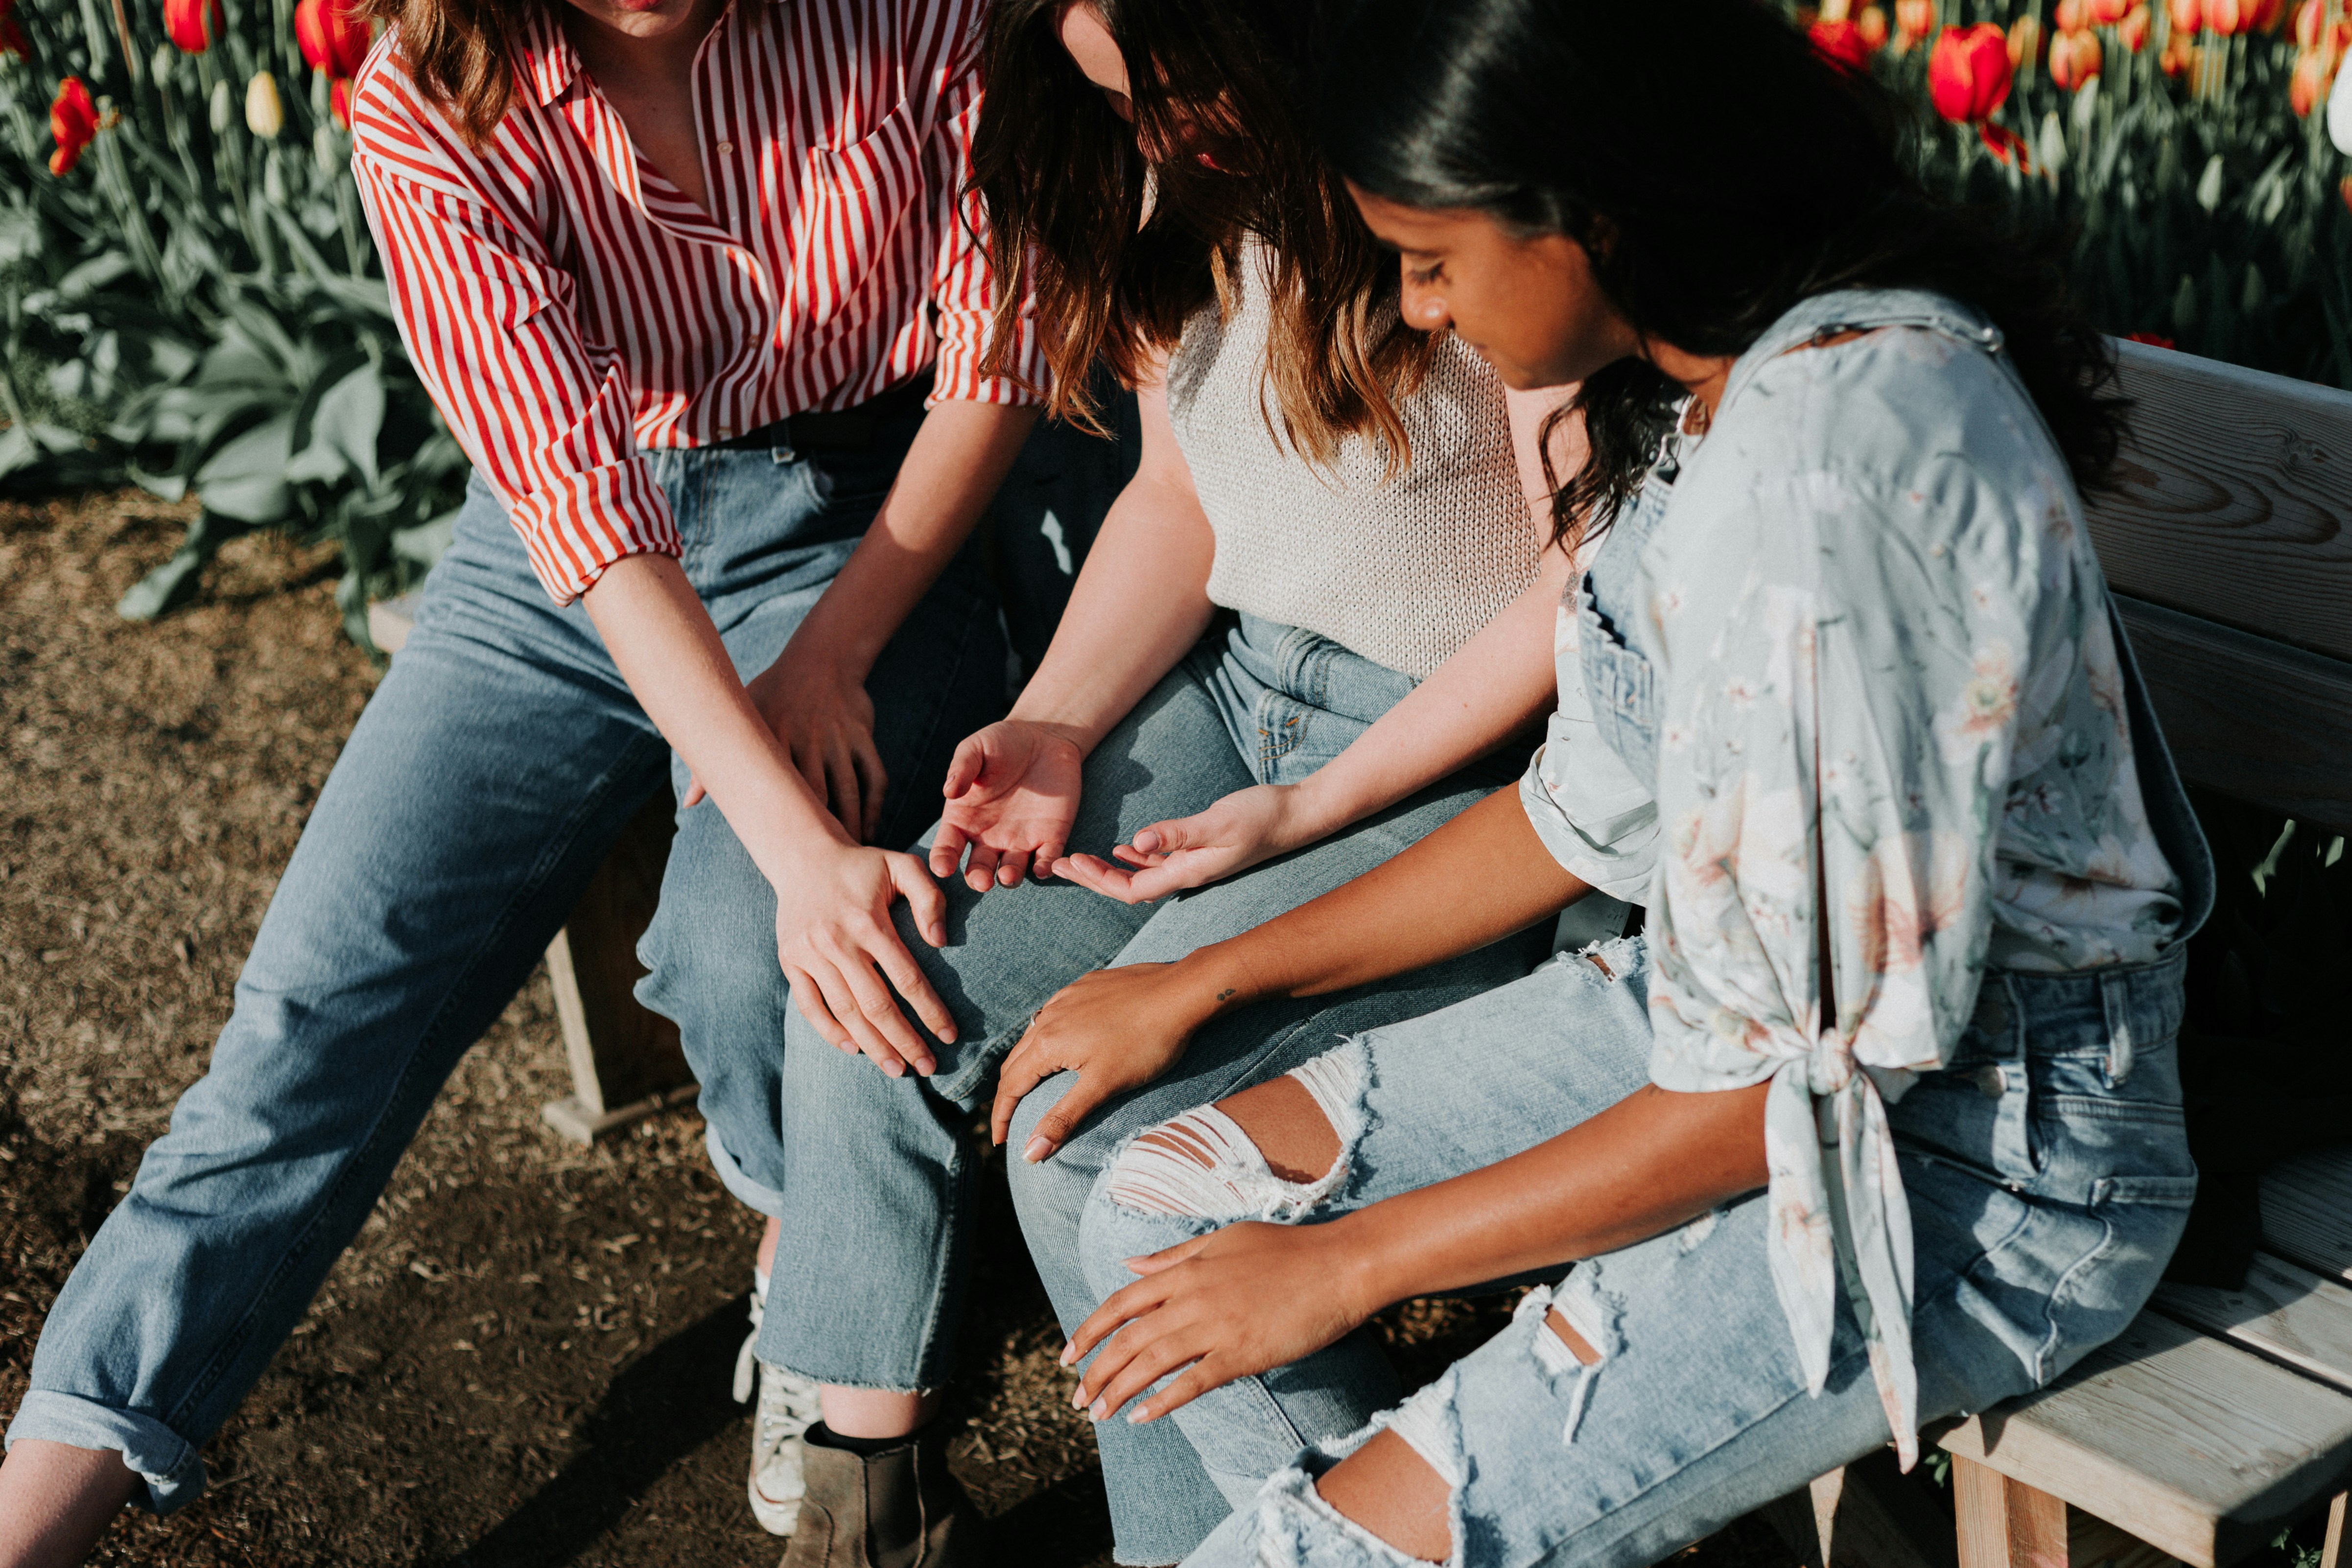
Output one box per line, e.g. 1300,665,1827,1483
2090,341,2352,663
2154,1253,2352,1393
2070,1508,2180,1568
1956,1454,2070,1568
2264,1149,2352,1285
545,792,687,1118
1938,1312,2352,1568
2113,596,2352,835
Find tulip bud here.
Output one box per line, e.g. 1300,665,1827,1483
314,121,338,173
2330,51,2352,151
2194,152,2224,211
2051,27,2103,87
245,70,282,138
2119,5,2152,50
2169,0,2202,32
209,77,233,132
2011,13,2044,65
47,75,98,176
2292,47,2336,116
2073,71,2102,129
2054,0,2083,29
2039,108,2069,170
151,43,176,84
1821,0,1852,20
1859,5,1890,47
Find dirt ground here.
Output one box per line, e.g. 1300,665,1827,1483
0,491,1805,1567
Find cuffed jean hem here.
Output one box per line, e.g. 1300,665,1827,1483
6,1391,205,1514
705,1122,789,1220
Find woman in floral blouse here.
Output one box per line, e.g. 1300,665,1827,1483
985,0,2218,1562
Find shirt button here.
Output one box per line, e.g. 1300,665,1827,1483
716,140,734,155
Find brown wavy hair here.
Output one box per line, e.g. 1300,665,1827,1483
972,0,1435,468
363,0,522,145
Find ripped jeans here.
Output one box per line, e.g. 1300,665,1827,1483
1081,948,2198,1568
1076,940,1657,1511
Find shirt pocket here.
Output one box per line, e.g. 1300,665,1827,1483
1576,580,1659,783
795,101,925,325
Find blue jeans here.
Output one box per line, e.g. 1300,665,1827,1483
3,422,1006,1513
1104,948,2196,1568
660,614,1549,1565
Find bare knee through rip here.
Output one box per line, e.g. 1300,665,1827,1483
1105,1043,1366,1221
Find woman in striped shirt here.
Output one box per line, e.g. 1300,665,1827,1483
0,0,1045,1559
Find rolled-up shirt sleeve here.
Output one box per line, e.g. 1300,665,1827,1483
921,41,1046,406
1520,603,1658,900
352,103,678,605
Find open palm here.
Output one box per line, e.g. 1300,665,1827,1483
930,720,1088,890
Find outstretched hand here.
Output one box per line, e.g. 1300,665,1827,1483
1051,783,1312,905
929,720,1088,892
1061,1220,1371,1425
989,962,1214,1160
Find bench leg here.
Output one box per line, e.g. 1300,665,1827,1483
2322,1489,2347,1568
1954,1454,2069,1568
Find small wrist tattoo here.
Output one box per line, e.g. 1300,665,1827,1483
1216,988,1236,1002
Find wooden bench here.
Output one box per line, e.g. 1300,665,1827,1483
1796,341,2352,1568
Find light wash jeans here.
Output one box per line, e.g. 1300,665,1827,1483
1083,945,2198,1568
3,413,1006,1513
659,612,1549,1565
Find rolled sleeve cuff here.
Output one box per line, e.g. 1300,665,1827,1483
507,457,683,605
7,1390,206,1514
1519,744,1658,904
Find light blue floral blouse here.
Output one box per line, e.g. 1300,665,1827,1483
1521,288,2187,1463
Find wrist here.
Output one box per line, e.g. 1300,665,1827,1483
1176,941,1274,1021
999,709,1102,759
1317,1210,1398,1325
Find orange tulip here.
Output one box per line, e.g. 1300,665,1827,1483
2252,0,2287,28
2169,0,2203,32
2162,30,2199,69
1858,5,1890,47
1896,0,1937,40
294,0,370,78
2051,26,2105,83
2119,4,2153,48
2010,13,2044,64
2089,0,2134,20
2340,173,2352,215
48,75,96,175
1811,17,1874,70
2054,0,2085,26
2293,0,2352,47
2204,0,2257,33
2292,45,2338,112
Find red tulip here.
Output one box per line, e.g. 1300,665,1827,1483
48,75,96,175
2252,0,2288,29
2119,5,2153,49
1811,17,1874,70
2050,26,2104,86
329,75,353,128
164,0,222,51
2125,331,2176,348
295,0,369,78
1929,23,2015,119
0,0,27,60
2169,0,2203,33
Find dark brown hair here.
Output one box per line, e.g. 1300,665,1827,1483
1321,0,2127,556
364,0,520,146
972,0,1435,466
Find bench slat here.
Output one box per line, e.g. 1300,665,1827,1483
1937,1311,2352,1568
2154,1252,2352,1393
2264,1148,2352,1286
2091,341,2352,665
2112,596,2352,835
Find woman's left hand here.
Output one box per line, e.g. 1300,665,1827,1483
1061,1219,1373,1424
1051,782,1316,904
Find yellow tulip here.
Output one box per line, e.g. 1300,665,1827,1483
244,70,283,138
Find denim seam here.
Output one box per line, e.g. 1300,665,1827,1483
164,727,673,1435
2031,1205,2121,1386
908,1126,974,1391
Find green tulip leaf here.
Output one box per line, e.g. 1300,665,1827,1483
192,412,295,524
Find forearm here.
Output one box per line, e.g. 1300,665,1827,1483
1190,788,1582,1009
584,553,847,877
1285,548,1569,842
783,400,1039,681
1334,1082,1770,1312
1004,471,1218,754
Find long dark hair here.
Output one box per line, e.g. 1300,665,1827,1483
973,0,1435,466
1319,0,2127,551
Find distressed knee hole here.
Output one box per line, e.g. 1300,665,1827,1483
1524,1277,1619,1445
1545,1308,1601,1367
1104,1039,1369,1223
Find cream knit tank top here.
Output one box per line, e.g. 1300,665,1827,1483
1162,245,1537,679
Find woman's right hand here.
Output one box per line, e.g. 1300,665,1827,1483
1051,782,1318,904
929,719,1088,892
776,841,958,1078
989,960,1227,1161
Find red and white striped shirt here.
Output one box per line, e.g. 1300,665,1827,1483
349,0,1045,604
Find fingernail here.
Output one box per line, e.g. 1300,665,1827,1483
1089,1398,1107,1421
1070,1385,1087,1407
1023,1137,1052,1163
886,1061,904,1078
1058,1344,1077,1367
1127,1406,1151,1425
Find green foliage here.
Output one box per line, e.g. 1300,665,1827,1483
1795,0,2352,386
0,0,463,650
